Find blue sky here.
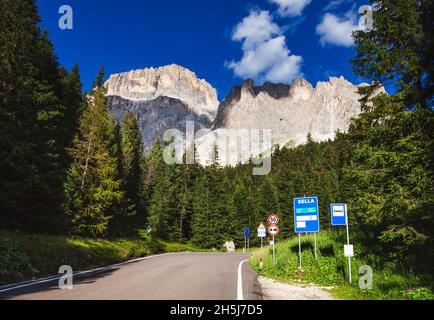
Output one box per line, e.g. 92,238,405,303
37,0,371,100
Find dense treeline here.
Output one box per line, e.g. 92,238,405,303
0,0,83,233
0,0,433,276
0,1,147,237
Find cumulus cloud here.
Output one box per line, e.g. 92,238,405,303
316,11,363,47
226,10,303,84
268,0,312,17
232,10,281,50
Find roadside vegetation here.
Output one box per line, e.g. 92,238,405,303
250,232,434,300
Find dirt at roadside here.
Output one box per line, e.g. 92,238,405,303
258,276,336,300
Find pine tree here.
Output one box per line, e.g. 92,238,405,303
177,152,197,242
191,169,216,247
60,63,83,151
147,142,182,240
349,0,434,271
352,0,433,108
93,66,106,89
119,112,145,216
63,73,123,237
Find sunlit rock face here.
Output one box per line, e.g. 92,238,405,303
211,76,364,151
106,64,371,166
196,76,368,166
105,64,219,152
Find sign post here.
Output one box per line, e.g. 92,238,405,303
244,227,250,253
270,228,279,264
272,236,275,264
298,234,302,268
346,218,352,284
331,203,352,284
294,197,320,268
314,233,317,261
267,215,280,264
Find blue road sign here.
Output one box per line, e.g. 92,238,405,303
331,203,347,226
294,197,320,233
244,227,250,238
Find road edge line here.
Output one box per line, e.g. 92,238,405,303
237,259,248,300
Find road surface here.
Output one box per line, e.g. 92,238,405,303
0,252,262,300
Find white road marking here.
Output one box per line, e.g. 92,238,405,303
0,252,182,293
237,259,248,300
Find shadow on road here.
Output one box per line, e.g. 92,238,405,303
0,266,120,300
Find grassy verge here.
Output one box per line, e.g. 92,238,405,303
249,232,434,300
0,231,207,286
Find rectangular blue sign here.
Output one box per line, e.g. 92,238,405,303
331,203,347,226
294,197,320,233
244,227,250,237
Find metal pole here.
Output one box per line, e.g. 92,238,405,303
261,237,263,249
272,236,276,264
244,237,246,253
346,210,352,284
298,233,302,269
247,237,250,252
314,233,318,261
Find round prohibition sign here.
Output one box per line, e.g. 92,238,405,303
267,214,280,225
268,225,280,236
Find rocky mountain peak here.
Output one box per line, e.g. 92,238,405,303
222,78,315,103
106,64,219,120
105,65,219,153
290,79,314,102
212,77,364,148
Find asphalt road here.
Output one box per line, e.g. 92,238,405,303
0,252,262,300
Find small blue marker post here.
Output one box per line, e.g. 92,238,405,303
331,204,352,284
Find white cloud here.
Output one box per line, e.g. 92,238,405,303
232,10,281,51
268,0,312,17
226,10,303,84
316,11,362,47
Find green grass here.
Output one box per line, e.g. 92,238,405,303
0,231,206,286
249,232,434,300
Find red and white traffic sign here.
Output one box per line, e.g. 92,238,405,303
268,225,280,236
267,214,280,225
258,222,267,238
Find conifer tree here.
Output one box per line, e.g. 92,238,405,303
120,112,145,216
349,0,434,271
64,72,123,237
352,0,433,108
60,63,83,151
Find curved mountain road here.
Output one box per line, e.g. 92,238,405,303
0,252,262,300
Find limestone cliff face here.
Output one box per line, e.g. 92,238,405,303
211,76,364,148
105,64,219,152
106,64,218,121
193,77,371,166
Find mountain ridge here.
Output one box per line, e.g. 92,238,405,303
105,64,376,165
